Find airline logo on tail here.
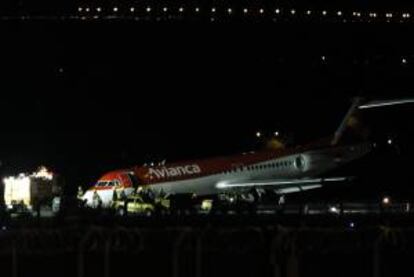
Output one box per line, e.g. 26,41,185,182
148,164,202,179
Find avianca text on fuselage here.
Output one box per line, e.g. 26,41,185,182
148,164,202,179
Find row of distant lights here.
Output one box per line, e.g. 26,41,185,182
78,7,412,18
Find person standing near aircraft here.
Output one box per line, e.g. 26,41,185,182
92,190,102,209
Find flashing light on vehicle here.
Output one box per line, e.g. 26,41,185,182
33,166,53,180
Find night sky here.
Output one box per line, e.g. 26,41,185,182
1,12,414,197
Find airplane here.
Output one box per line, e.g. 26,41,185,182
82,97,414,208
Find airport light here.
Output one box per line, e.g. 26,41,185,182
402,58,407,64
382,196,390,205
274,131,279,136
195,7,200,12
259,9,264,14
321,55,326,61
387,139,393,145
113,7,118,12
78,7,82,12
130,7,135,12
179,7,184,12
211,7,216,13
306,10,311,15
243,8,248,14
329,206,339,213
163,7,168,12
337,11,342,16
146,7,151,12
275,9,280,14
96,7,102,12
349,222,355,228
290,9,296,15
228,8,232,14
256,131,262,138
322,10,327,16
85,7,90,12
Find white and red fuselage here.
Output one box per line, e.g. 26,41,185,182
82,141,372,207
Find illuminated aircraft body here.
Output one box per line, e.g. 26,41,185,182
82,98,414,207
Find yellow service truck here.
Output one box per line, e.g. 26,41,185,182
113,192,170,216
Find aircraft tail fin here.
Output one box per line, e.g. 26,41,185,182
331,97,414,145
331,97,364,146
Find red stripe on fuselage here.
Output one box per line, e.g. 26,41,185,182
133,138,331,185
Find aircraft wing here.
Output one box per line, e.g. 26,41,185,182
216,177,350,194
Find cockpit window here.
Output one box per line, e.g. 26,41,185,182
107,180,120,187
96,181,110,187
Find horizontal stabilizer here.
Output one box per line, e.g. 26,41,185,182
359,98,414,109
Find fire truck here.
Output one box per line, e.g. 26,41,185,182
3,167,62,217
